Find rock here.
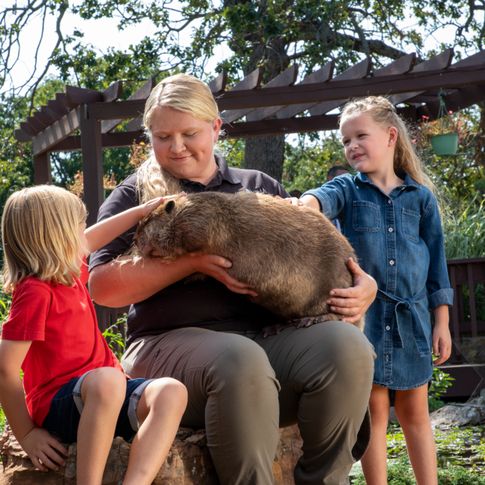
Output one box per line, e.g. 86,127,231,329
430,390,485,429
0,425,302,484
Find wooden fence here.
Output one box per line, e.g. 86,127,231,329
442,257,485,398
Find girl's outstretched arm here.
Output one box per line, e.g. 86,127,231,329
85,196,169,253
0,340,67,470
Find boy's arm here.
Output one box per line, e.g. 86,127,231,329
85,196,167,253
0,340,67,470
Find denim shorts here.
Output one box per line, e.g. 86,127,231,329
42,371,153,443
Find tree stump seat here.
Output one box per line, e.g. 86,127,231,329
0,425,302,484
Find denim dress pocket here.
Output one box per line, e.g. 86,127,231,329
401,208,420,243
352,201,381,232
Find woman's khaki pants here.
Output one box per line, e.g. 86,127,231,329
122,322,374,485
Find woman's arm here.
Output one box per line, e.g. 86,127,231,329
0,340,67,470
89,252,256,308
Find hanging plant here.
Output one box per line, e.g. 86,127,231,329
418,91,468,156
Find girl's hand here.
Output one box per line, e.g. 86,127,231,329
283,197,302,206
433,321,452,365
19,427,67,471
327,258,377,324
185,253,257,296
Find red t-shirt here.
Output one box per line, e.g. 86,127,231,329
1,266,122,426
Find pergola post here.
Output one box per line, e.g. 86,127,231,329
33,152,51,184
80,104,104,226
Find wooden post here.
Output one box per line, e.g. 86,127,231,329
80,104,104,226
33,152,51,184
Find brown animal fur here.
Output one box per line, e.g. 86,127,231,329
135,191,364,330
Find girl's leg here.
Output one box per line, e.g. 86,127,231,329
361,384,390,485
123,378,188,485
77,367,126,485
394,385,437,485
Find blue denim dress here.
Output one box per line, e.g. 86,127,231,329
304,173,453,389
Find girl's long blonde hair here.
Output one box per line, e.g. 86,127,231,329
137,73,220,202
340,96,436,192
1,185,86,292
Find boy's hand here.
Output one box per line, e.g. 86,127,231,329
20,427,67,471
141,193,186,217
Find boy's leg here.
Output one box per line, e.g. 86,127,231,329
256,322,374,485
77,367,126,485
360,385,390,485
394,385,437,485
122,378,187,485
122,327,280,485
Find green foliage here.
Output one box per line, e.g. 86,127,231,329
443,196,485,259
282,133,348,193
428,366,455,411
102,315,127,360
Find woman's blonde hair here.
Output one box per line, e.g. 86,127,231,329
339,96,436,192
1,185,87,292
137,73,219,202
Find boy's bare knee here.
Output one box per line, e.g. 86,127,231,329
82,367,126,404
146,377,188,409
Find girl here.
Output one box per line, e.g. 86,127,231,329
301,96,453,485
0,185,187,485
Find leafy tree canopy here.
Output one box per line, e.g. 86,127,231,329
0,1,483,209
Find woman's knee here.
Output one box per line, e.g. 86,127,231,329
308,322,374,374
81,367,126,405
212,337,274,383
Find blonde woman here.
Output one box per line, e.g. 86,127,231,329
301,96,453,485
89,74,376,484
0,185,187,485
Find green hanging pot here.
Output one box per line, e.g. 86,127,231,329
430,132,459,156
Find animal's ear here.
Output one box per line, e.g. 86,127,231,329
165,200,176,214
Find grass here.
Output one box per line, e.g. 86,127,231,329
350,423,485,484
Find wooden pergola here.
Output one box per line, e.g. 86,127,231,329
15,48,485,225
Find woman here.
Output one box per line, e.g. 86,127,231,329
89,73,376,485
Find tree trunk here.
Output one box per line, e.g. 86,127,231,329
243,134,285,181
0,425,303,484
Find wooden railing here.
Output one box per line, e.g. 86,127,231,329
442,257,485,398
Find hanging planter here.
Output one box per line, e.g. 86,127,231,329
418,90,468,157
430,132,459,156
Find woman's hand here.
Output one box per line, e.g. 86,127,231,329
19,427,67,471
186,253,257,296
327,258,377,324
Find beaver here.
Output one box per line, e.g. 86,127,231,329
134,191,364,330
